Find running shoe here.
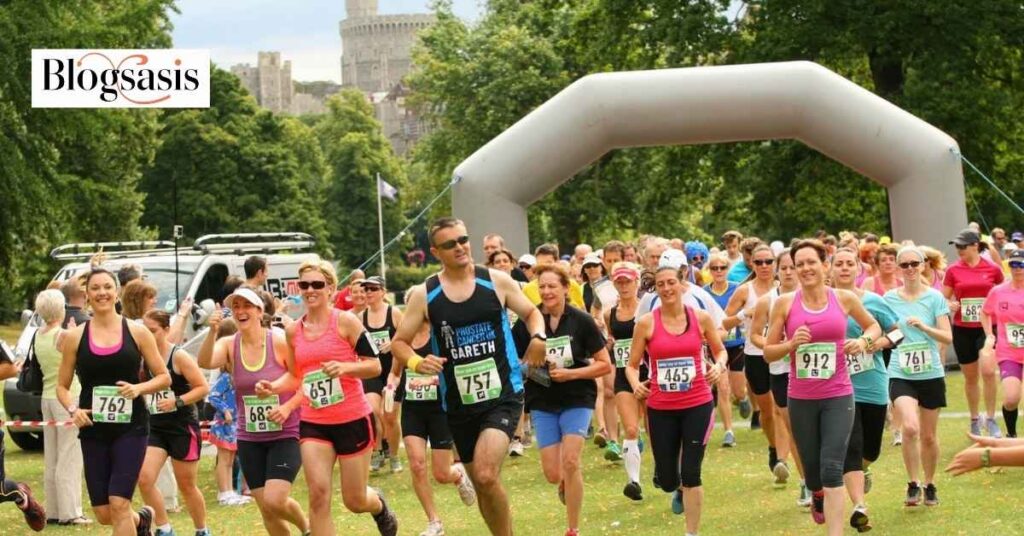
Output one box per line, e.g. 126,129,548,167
671,489,684,515
453,464,476,506
768,447,779,473
371,488,399,536
722,430,736,448
558,481,566,505
652,471,660,490
970,417,982,437
904,481,922,507
739,398,752,419
773,461,790,485
891,430,902,446
811,491,825,525
986,417,1003,438
195,530,212,536
864,469,873,494
16,483,45,532
61,516,93,526
370,449,384,473
420,520,445,536
137,505,155,536
850,505,871,533
390,456,404,474
155,529,176,536
509,438,525,457
751,410,761,430
923,483,939,506
796,483,812,507
623,481,643,501
604,441,623,462
593,429,608,448
565,529,579,536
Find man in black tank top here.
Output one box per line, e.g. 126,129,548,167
392,218,546,536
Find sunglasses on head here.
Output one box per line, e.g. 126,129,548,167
753,259,775,266
898,261,922,269
298,280,328,290
1010,261,1024,269
437,235,470,250
709,265,728,272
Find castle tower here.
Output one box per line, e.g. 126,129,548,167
346,0,378,19
338,3,435,92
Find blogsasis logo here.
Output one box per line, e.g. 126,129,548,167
32,49,210,108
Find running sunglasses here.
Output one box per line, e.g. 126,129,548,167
437,235,470,250
709,265,729,272
752,259,775,266
298,280,328,290
898,261,922,269
1009,261,1024,270
363,285,383,292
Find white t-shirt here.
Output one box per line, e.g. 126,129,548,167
636,285,725,329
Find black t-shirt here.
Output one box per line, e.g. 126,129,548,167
63,306,91,329
511,267,530,284
513,304,605,412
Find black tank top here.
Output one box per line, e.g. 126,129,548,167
76,319,148,439
426,266,523,414
149,345,198,427
363,305,397,383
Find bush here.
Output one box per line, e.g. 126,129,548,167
380,264,438,303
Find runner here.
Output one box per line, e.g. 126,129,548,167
589,241,626,460
764,240,881,535
57,267,172,536
723,243,780,478
334,269,366,312
704,253,745,447
943,228,1004,437
860,244,903,295
831,248,900,532
604,262,648,499
884,246,952,508
359,276,405,474
722,231,744,268
197,288,310,536
350,279,369,317
523,244,586,308
392,217,546,536
512,263,613,536
981,249,1024,438
727,237,764,283
137,309,211,536
626,250,727,535
0,328,46,531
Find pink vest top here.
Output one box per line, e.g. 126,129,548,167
646,307,713,411
293,309,372,424
785,288,854,400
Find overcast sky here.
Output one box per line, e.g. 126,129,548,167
170,0,483,82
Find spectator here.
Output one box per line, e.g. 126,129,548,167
406,248,426,267
333,269,365,311
243,256,268,290
574,243,593,264
116,264,143,288
60,277,90,328
120,279,157,321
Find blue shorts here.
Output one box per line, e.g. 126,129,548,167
532,407,594,449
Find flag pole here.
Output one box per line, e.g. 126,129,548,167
376,172,387,279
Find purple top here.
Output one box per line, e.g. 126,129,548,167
232,331,299,442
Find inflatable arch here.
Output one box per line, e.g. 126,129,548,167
451,61,966,256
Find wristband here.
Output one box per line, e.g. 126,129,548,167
407,355,424,372
982,447,991,468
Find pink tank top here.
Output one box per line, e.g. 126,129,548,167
785,288,853,400
233,330,299,442
646,307,713,411
293,309,371,424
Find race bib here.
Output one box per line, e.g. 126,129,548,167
92,386,132,423
303,370,344,409
845,352,875,376
146,389,175,415
724,327,740,343
655,357,696,393
369,330,391,351
796,342,836,380
405,371,439,401
545,336,574,369
243,395,282,433
613,339,632,368
454,358,503,405
899,341,933,375
961,298,985,323
1008,323,1024,349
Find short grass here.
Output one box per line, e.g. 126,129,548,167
0,329,1017,534
0,323,22,348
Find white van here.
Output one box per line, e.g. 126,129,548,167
5,233,320,450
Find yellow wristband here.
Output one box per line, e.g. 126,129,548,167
407,355,424,373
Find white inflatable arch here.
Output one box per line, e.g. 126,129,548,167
451,61,966,256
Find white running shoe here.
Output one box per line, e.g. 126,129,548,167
892,430,903,446
419,520,445,536
509,439,525,457
453,464,477,506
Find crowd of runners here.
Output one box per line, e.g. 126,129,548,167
3,219,1024,536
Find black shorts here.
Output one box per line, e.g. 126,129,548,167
237,438,302,490
447,395,523,464
362,376,406,402
148,421,202,462
300,415,376,458
889,377,947,410
952,325,985,365
769,373,789,409
614,364,650,394
402,403,453,449
744,354,771,396
726,345,745,372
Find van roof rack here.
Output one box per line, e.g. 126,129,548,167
192,233,315,255
50,241,178,262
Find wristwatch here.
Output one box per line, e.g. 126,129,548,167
531,333,548,343
66,405,78,414
981,447,991,468
175,398,185,409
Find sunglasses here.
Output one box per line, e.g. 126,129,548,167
753,259,775,266
363,286,382,292
520,264,533,270
709,265,728,272
954,244,972,250
298,280,328,290
692,255,705,262
1010,261,1024,269
436,235,470,250
898,261,922,269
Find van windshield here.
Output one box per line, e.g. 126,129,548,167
140,264,196,313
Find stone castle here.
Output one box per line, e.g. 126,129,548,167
230,52,329,116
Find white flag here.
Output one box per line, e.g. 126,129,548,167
377,177,398,201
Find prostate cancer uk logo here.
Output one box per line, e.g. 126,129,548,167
32,49,210,108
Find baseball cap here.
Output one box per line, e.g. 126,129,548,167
658,249,689,270
224,288,264,310
1008,249,1024,262
582,254,602,267
361,276,385,288
949,228,981,247
1012,231,1024,243
611,265,640,281
518,254,537,267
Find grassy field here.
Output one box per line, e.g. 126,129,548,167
0,322,1019,535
